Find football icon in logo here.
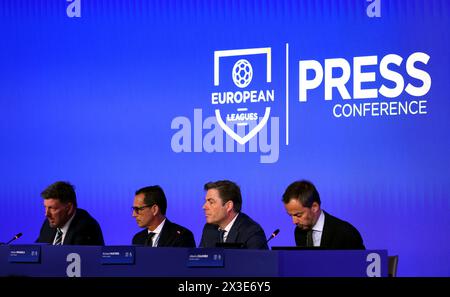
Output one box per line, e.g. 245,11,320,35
232,59,253,88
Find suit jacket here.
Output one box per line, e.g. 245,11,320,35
132,218,196,247
36,208,104,245
200,212,268,249
295,211,365,249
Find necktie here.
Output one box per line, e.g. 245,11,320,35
218,229,226,243
145,232,156,247
306,229,314,247
54,228,63,245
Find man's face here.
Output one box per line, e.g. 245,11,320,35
44,198,73,228
284,199,319,230
132,193,155,228
202,189,229,226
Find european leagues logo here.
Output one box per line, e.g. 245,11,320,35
170,46,280,164
211,47,275,145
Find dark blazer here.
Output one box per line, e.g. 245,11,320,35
295,211,365,249
200,212,268,249
36,208,104,245
132,218,196,247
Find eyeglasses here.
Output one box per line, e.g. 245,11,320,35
131,205,153,214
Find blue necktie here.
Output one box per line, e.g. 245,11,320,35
218,229,226,243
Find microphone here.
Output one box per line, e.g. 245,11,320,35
1,233,23,245
266,229,280,243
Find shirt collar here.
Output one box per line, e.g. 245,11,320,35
148,218,166,235
312,210,325,232
59,210,76,235
222,213,239,233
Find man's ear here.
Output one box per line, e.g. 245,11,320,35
66,202,75,214
152,204,160,216
226,200,234,213
311,202,320,214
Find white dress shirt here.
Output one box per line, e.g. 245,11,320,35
147,218,166,247
53,211,76,245
311,210,325,247
220,213,239,242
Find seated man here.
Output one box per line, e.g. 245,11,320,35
132,185,195,247
36,181,104,245
200,180,268,249
282,180,365,249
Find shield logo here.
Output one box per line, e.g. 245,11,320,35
212,47,274,145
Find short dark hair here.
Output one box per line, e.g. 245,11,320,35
204,180,242,213
41,181,77,207
282,180,321,208
135,185,167,215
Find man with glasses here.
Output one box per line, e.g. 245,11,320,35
36,181,104,245
132,185,195,247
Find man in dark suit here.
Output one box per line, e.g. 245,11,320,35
36,181,104,245
282,180,365,249
200,180,268,249
132,185,195,247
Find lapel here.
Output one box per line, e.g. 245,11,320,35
297,228,307,246
207,224,221,245
225,213,242,243
46,225,57,243
319,211,332,247
62,210,80,245
136,229,149,245
157,219,172,247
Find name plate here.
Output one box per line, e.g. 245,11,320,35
9,245,41,263
101,246,135,265
187,248,225,267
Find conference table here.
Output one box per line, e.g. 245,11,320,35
0,245,387,277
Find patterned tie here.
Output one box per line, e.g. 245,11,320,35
306,229,314,247
218,229,226,243
145,232,156,247
54,228,63,245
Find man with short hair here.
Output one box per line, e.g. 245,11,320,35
282,180,365,249
200,180,268,249
132,185,195,247
36,181,104,245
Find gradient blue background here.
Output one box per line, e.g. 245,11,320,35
0,0,449,276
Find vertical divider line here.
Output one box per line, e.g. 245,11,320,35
285,43,289,145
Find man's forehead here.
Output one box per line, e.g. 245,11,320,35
286,199,306,210
287,209,303,215
205,189,220,199
44,198,62,207
134,193,145,202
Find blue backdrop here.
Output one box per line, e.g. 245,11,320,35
0,0,449,276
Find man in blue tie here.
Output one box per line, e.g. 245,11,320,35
199,180,268,249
